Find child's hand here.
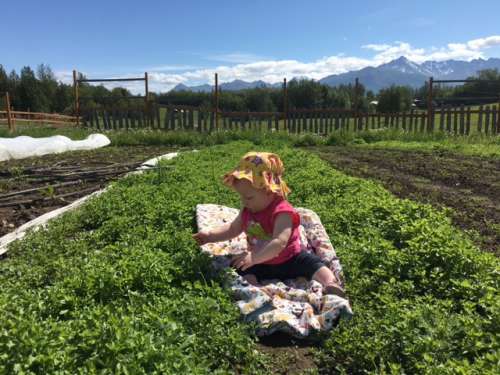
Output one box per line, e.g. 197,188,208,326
192,231,212,246
231,251,255,271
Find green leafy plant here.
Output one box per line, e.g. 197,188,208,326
0,141,498,374
41,184,56,199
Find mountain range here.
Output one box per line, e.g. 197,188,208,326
171,56,500,93
171,79,281,93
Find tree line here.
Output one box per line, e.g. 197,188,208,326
0,64,135,114
157,79,371,112
1,64,499,114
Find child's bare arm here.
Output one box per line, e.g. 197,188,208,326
251,213,292,264
208,211,243,242
193,211,243,245
232,213,292,269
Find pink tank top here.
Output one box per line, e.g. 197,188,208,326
241,197,301,265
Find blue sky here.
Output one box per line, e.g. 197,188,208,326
2,0,500,92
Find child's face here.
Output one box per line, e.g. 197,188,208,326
233,179,275,212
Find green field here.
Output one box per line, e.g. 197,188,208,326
1,139,499,374
2,125,499,158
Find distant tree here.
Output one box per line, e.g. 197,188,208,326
18,66,46,111
7,70,20,108
53,83,73,113
111,87,131,98
36,64,57,112
366,90,375,102
92,85,111,101
287,79,323,108
0,65,7,110
455,69,500,100
416,69,500,106
352,82,366,111
0,65,8,94
244,88,276,112
219,92,245,111
377,85,413,113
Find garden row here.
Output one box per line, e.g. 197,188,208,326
1,126,499,158
0,141,498,373
0,146,177,237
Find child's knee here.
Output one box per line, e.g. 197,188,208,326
312,266,335,283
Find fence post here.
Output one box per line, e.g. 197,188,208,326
497,101,500,134
73,70,80,126
427,76,434,132
283,78,288,132
144,72,150,127
214,73,219,131
5,92,14,132
354,77,359,131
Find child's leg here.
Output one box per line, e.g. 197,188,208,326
242,274,260,286
312,266,345,297
237,264,268,286
274,252,344,295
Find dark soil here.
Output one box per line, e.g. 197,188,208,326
0,146,178,236
310,146,500,255
258,333,319,374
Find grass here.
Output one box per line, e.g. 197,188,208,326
325,129,500,158
1,141,498,373
1,125,499,158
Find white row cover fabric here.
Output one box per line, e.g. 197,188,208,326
0,134,111,161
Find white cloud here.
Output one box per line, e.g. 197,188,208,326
55,35,500,93
466,35,500,50
364,35,500,64
362,43,392,52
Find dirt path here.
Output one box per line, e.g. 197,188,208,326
0,146,178,237
310,146,500,255
258,333,319,374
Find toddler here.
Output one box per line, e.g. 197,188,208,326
193,151,344,297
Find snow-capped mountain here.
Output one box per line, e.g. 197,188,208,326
172,79,280,93
380,56,433,75
421,58,500,79
171,57,500,93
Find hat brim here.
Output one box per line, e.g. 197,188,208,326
223,168,255,188
223,168,290,197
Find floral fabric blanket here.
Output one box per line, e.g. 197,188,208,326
196,204,353,338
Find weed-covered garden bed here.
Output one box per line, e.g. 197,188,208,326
1,141,498,373
0,146,178,237
2,127,499,158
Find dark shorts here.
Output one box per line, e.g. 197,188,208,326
238,251,326,281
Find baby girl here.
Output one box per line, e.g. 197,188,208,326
193,151,344,297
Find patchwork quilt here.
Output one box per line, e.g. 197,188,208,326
196,204,353,338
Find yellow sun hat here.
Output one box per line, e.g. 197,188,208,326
223,152,291,197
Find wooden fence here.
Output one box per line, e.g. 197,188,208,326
79,102,500,135
80,103,216,132
0,110,78,132
1,91,78,132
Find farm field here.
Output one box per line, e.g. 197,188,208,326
0,146,178,237
311,146,500,255
5,1,500,372
2,125,499,157
0,139,498,374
